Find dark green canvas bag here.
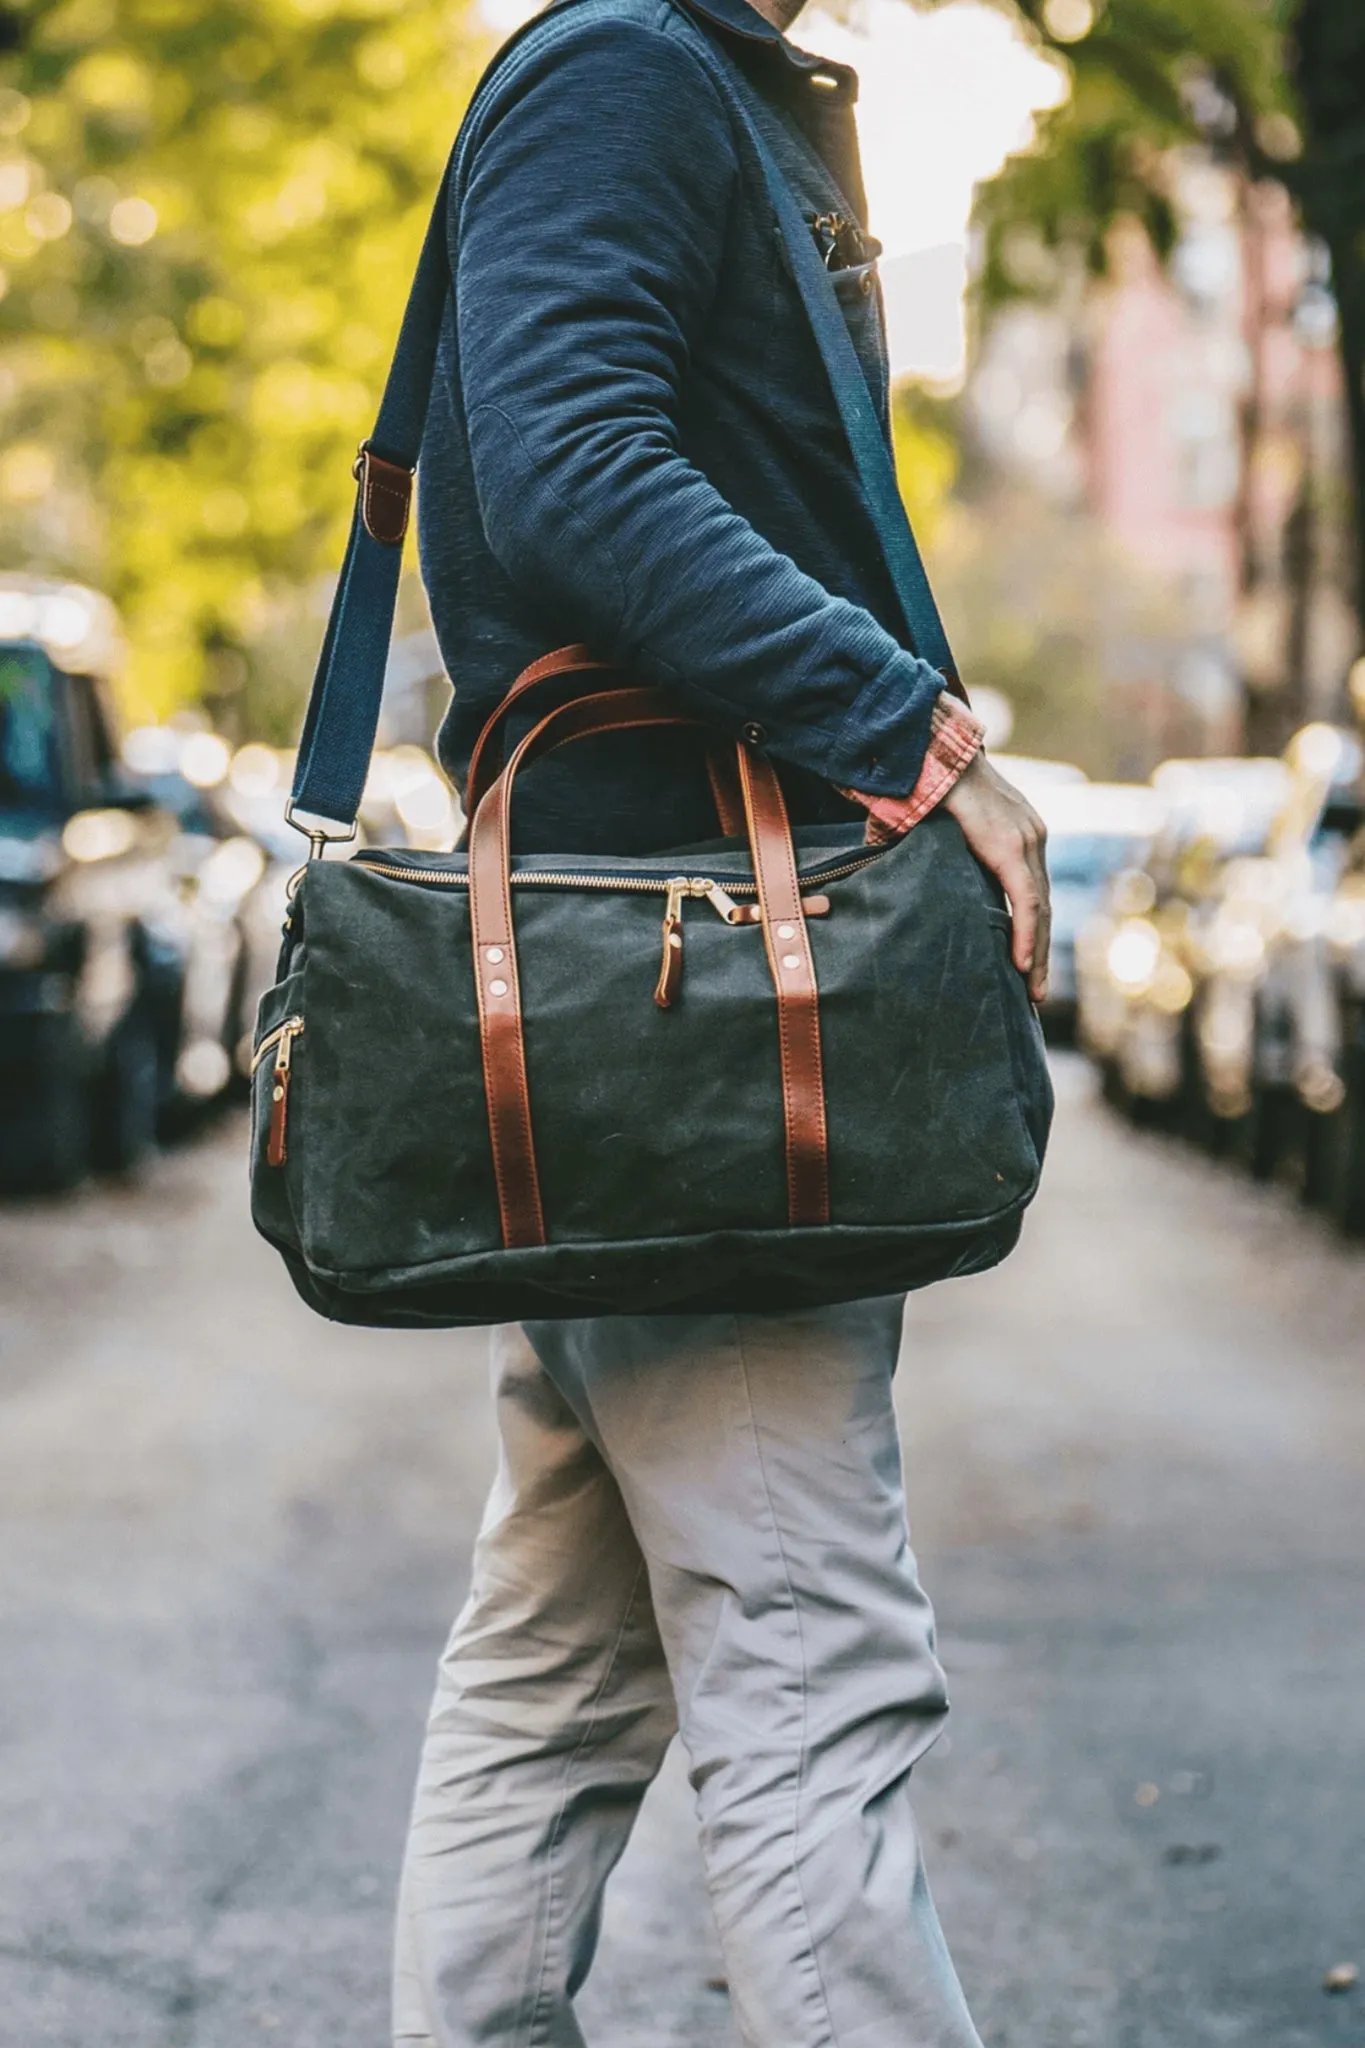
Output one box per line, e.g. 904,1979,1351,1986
250,16,1053,1328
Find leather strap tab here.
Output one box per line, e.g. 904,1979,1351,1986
737,746,831,1227
355,444,413,546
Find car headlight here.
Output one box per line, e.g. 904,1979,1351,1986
1107,919,1162,994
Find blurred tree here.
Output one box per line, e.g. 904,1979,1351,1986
0,0,486,726
1287,2,1365,636
963,0,1290,311
957,0,1365,733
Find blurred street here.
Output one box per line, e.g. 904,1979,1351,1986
2,1055,1364,2048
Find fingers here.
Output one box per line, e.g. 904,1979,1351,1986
1000,818,1050,1002
940,761,1051,1000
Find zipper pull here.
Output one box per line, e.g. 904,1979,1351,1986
655,879,687,1010
696,878,743,924
266,1018,304,1167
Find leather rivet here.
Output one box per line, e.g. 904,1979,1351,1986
777,923,796,940
782,953,801,971
486,945,505,964
489,977,509,997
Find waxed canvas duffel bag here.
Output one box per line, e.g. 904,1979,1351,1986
248,11,1053,1328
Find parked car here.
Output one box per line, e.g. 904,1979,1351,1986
120,726,273,1111
1185,725,1364,1174
0,589,186,1189
993,754,1088,807
1035,781,1163,1038
1306,821,1365,1233
1076,756,1290,1119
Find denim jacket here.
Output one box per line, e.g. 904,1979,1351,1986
419,0,948,854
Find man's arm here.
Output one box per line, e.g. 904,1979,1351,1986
455,17,943,799
457,16,1050,993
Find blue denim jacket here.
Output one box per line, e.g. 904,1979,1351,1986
420,0,947,853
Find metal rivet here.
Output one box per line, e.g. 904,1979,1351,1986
776,923,796,940
489,977,508,997
782,953,801,971
485,945,504,964
669,932,682,949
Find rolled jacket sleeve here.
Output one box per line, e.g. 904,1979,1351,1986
454,16,944,795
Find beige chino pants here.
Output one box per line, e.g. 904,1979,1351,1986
394,1302,982,2048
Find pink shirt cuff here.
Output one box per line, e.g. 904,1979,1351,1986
841,693,985,844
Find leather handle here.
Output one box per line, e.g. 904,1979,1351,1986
467,692,831,1248
737,747,830,1226
469,689,701,1249
705,746,746,837
464,645,608,814
464,646,749,837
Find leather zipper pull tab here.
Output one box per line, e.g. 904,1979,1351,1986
266,1020,303,1166
655,880,686,1009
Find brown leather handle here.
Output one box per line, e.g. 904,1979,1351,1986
464,646,747,837
467,689,830,1248
464,645,608,814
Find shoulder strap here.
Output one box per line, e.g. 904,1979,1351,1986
713,61,960,691
287,6,960,832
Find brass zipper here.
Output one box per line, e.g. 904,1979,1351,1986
351,852,878,896
655,878,743,1008
252,1014,305,1074
252,1015,304,1168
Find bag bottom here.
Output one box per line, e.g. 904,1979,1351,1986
265,1205,1032,1329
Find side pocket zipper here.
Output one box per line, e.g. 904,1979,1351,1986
252,1016,305,1167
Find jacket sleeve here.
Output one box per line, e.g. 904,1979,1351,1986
454,15,944,798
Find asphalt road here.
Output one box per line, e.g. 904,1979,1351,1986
1,1055,1363,2048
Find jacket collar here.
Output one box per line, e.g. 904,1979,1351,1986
675,0,859,97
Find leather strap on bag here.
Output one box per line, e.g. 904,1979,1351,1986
464,644,606,812
736,745,830,1225
467,689,828,1246
465,644,748,836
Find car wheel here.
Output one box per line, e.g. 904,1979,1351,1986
3,1025,91,1192
91,1004,161,1175
1311,1022,1365,1236
1242,1081,1295,1183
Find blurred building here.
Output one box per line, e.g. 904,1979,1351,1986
968,155,1355,762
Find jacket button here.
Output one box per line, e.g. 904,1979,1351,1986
742,721,767,747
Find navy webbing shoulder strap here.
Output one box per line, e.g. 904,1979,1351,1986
288,6,960,833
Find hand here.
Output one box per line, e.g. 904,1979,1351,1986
943,752,1050,1003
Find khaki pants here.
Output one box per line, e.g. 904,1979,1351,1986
394,1303,981,2048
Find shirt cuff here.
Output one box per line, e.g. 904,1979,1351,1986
840,693,985,844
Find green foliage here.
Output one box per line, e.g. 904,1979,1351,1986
0,0,487,720
891,379,959,544
956,0,1290,306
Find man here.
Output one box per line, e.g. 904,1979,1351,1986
394,0,1050,2039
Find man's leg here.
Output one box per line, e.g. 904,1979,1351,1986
527,1300,982,2048
395,1324,677,2047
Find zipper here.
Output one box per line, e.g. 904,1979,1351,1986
252,1015,304,1167
350,849,877,897
349,855,848,1010
655,878,744,1008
